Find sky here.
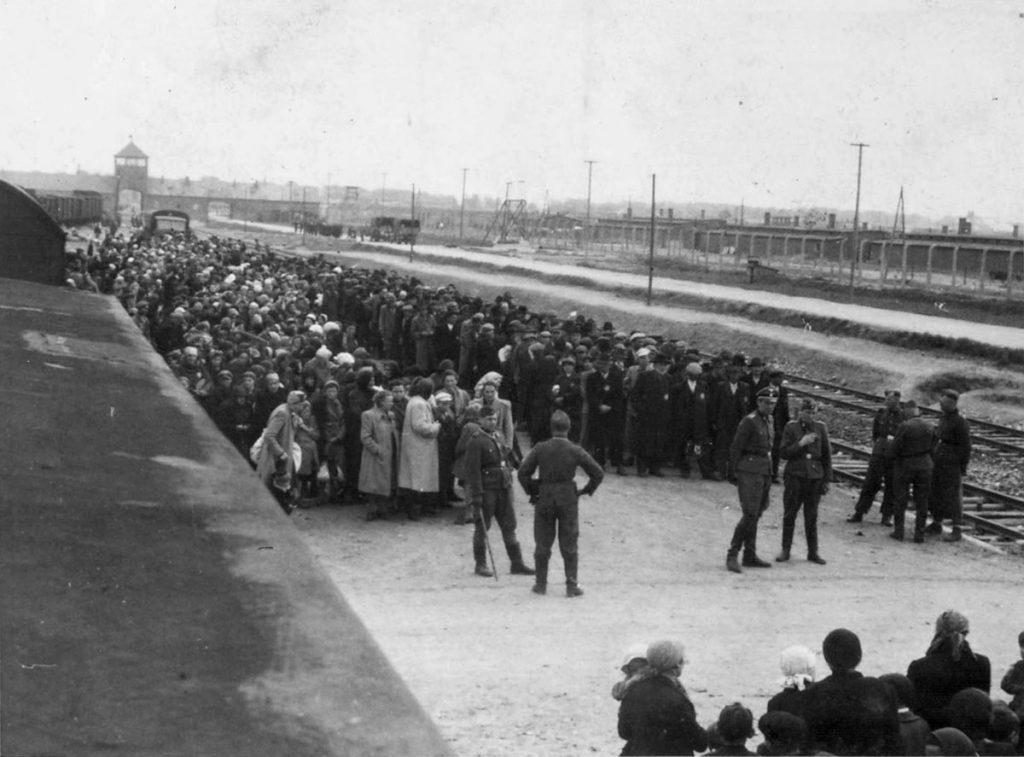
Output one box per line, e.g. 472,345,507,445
3,0,1024,225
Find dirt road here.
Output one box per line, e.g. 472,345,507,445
282,245,1024,756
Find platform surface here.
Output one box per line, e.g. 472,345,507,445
0,279,450,756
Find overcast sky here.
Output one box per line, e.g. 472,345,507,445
3,0,1023,224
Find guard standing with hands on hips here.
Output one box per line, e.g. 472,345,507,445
517,410,604,597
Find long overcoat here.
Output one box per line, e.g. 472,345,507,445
358,407,400,496
398,395,440,492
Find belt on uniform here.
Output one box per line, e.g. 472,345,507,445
539,479,574,485
742,451,768,457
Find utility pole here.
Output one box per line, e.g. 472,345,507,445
301,185,306,243
849,142,869,289
584,159,596,261
647,173,656,306
409,183,415,261
459,168,468,243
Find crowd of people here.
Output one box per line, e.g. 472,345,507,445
614,614,1024,755
64,227,806,514
64,226,974,576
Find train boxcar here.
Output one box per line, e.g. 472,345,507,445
0,179,67,285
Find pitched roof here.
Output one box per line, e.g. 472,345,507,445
115,141,148,159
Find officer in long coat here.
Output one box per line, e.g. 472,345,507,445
726,387,777,573
517,411,603,597
928,388,971,542
776,398,831,565
464,406,534,578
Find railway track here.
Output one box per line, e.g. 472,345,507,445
784,373,1024,455
830,440,1024,547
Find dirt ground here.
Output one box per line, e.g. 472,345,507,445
278,245,1024,756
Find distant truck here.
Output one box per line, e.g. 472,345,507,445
369,216,419,243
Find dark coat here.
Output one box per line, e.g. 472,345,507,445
671,377,713,443
631,369,671,460
802,670,901,756
618,675,708,756
779,418,832,480
907,640,991,730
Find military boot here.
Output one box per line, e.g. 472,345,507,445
726,550,742,574
508,543,535,575
532,554,549,595
942,527,963,542
473,544,493,577
564,553,583,596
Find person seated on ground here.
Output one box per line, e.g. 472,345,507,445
879,672,931,756
706,702,756,756
987,703,1019,755
999,630,1024,731
767,645,817,722
802,627,901,755
927,726,979,756
947,688,1016,756
612,643,649,702
756,711,808,756
908,610,992,730
617,639,708,756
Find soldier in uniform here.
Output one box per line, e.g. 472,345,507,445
888,400,934,543
464,406,535,577
517,411,604,597
776,398,831,565
726,387,777,574
846,390,903,526
928,388,971,542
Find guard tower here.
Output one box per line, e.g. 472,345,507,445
114,139,148,220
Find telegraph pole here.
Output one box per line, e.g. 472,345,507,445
459,167,468,243
849,142,869,289
409,183,416,261
647,173,656,306
301,185,307,243
584,159,596,260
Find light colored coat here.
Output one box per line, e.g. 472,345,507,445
398,395,440,492
256,403,294,486
358,407,400,496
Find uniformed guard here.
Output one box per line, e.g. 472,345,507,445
517,410,604,597
776,398,832,565
888,400,933,542
726,387,777,573
464,406,534,577
929,388,971,542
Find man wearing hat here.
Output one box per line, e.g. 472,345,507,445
631,352,671,477
517,410,603,597
846,390,903,527
726,387,777,573
929,389,971,541
887,400,934,542
767,367,791,482
463,406,534,578
586,352,626,474
777,398,832,565
551,356,583,442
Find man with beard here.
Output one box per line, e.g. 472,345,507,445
631,353,671,477
586,353,626,475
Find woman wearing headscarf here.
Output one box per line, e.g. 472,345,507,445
255,389,305,513
397,377,441,520
766,645,817,723
617,639,708,756
358,390,400,521
907,610,991,730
